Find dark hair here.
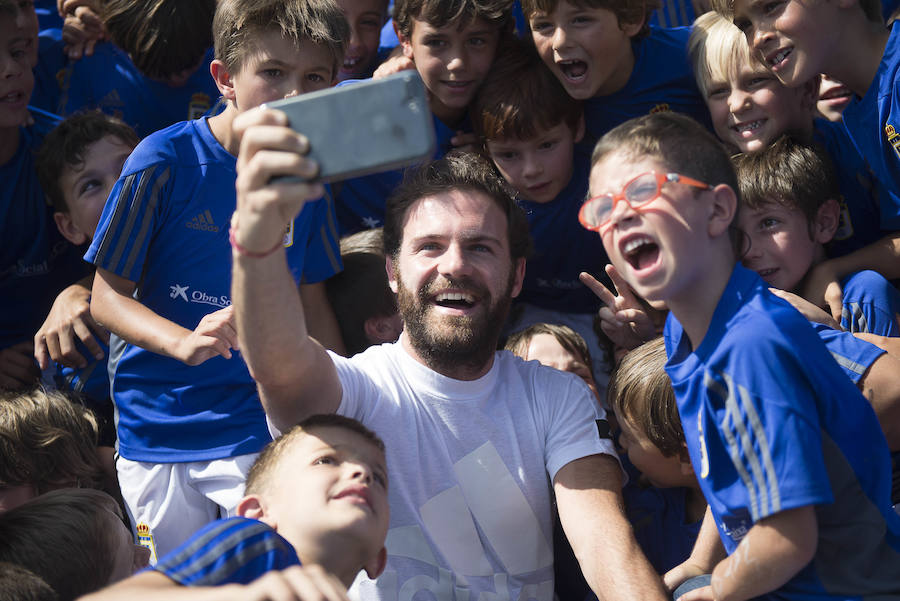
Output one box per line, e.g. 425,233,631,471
607,337,684,456
383,152,533,260
504,322,593,377
36,111,138,214
102,0,215,80
0,388,105,495
245,414,386,496
213,0,349,75
326,230,398,356
472,36,582,141
0,489,125,601
393,0,513,39
0,563,58,601
520,0,660,40
732,134,839,239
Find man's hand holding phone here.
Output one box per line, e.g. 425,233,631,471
232,107,325,257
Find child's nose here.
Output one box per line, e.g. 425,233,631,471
551,26,569,51
728,89,750,113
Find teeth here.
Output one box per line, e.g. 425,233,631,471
436,292,475,303
343,56,361,68
735,120,762,132
769,48,790,65
444,81,468,88
623,236,653,255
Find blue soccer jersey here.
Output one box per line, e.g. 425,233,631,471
1,126,88,349
57,43,219,138
334,111,459,235
842,21,900,227
516,150,608,314
812,119,886,257
85,117,342,463
840,270,900,336
812,322,885,385
622,481,702,574
664,264,900,598
153,517,300,586
582,26,711,149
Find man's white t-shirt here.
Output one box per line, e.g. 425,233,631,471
273,336,614,601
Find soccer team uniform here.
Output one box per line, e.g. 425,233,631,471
1,125,87,350
85,116,341,558
270,340,613,601
152,517,300,586
582,26,711,149
842,20,900,227
839,270,900,336
813,119,886,257
664,264,900,598
57,43,220,138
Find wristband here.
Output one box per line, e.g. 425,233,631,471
229,226,283,258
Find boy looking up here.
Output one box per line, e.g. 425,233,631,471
733,136,900,337
471,38,610,378
582,112,900,600
687,10,886,259
714,0,900,320
334,0,512,234
522,0,710,148
81,414,390,600
85,0,347,561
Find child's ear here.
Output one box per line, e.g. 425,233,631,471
237,494,267,521
813,197,841,244
210,59,236,101
53,211,89,246
364,314,402,345
386,256,399,294
364,547,388,579
707,184,738,238
678,444,695,476
620,17,645,38
397,22,414,60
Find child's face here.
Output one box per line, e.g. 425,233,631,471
55,135,135,245
706,59,812,153
816,74,851,122
336,0,387,81
589,151,712,304
226,32,336,111
0,15,34,130
11,0,38,67
731,0,830,88
265,426,389,563
529,2,640,99
617,415,690,489
485,120,582,204
399,17,501,123
737,201,822,292
105,507,151,584
521,332,599,399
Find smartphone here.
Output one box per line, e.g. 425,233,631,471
265,71,436,183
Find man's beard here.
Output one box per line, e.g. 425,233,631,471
396,269,515,376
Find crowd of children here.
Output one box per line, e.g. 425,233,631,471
3,0,900,598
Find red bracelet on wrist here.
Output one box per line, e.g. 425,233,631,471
229,226,283,258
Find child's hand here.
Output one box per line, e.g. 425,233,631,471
450,131,479,153
34,282,109,369
801,260,844,324
581,264,659,352
0,341,41,390
240,564,351,601
59,0,105,60
372,49,415,79
173,306,239,366
233,107,325,256
663,560,709,594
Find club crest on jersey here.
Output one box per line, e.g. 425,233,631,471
283,220,294,248
886,124,900,160
188,93,212,120
136,522,158,564
650,103,671,114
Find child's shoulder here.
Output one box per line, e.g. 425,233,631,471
122,118,230,177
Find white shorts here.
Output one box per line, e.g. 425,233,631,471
116,453,258,564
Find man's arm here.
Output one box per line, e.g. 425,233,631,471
300,281,347,356
230,107,343,431
554,454,669,601
79,564,351,601
678,506,817,601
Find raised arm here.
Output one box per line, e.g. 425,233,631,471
230,107,343,431
554,454,669,601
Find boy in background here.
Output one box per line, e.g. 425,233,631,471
584,112,900,599
85,0,347,561
336,0,390,81
334,0,512,234
522,0,710,149
34,111,138,419
471,38,610,379
81,415,390,600
733,136,900,337
714,0,900,321
688,11,887,259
